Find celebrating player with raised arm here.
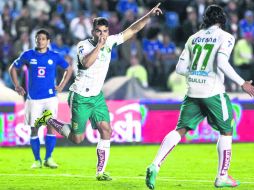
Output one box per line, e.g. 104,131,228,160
145,5,254,189
9,29,73,169
34,3,162,181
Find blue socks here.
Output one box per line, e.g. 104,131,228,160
30,136,41,161
45,135,56,160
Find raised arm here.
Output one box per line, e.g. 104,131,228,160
122,3,162,42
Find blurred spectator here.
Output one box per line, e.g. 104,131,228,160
64,2,77,23
142,27,161,87
164,11,179,29
238,0,254,17
50,34,70,58
167,70,187,95
126,55,148,88
106,44,120,79
0,33,15,88
180,6,199,44
69,11,92,40
233,32,254,81
108,12,121,34
239,10,254,37
120,34,143,75
1,5,13,36
0,13,4,36
158,33,177,88
121,9,136,30
189,0,206,22
117,0,138,17
13,32,31,58
91,0,105,13
15,6,33,39
226,12,240,40
50,12,67,34
224,0,238,15
27,0,50,19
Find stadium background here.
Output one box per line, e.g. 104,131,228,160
0,0,254,190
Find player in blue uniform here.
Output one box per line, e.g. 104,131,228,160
9,29,73,169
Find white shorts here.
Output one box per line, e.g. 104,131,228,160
25,97,58,127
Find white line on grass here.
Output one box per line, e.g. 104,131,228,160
0,174,253,184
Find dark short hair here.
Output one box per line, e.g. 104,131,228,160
93,17,109,28
200,5,226,29
35,29,50,39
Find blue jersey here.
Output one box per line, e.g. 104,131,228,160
13,49,69,100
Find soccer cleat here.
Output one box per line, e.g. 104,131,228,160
146,164,158,189
214,176,240,188
44,157,58,169
96,172,112,181
31,160,42,169
34,110,52,128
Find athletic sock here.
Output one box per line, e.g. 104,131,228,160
30,136,41,161
45,134,57,160
152,130,181,172
96,139,110,174
217,135,232,179
47,118,71,138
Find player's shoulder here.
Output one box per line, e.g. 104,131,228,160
48,49,59,55
19,49,36,57
186,33,197,45
219,29,235,40
77,39,90,47
23,49,35,55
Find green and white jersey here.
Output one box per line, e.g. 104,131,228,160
178,25,236,98
69,33,124,97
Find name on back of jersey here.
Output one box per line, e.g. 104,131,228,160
192,37,217,44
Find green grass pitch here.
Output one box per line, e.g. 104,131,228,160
0,143,253,190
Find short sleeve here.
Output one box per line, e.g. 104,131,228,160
218,34,235,59
13,51,29,69
77,40,92,63
107,33,124,48
179,37,191,62
56,54,69,69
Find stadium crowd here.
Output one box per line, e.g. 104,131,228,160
0,0,254,92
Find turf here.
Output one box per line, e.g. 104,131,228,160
0,143,253,190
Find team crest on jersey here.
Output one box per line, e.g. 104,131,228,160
100,53,106,61
79,46,84,54
48,59,53,65
72,122,78,130
37,67,46,78
30,59,37,65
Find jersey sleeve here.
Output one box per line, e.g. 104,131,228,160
56,54,69,69
107,33,124,48
218,33,235,59
77,40,91,63
13,51,29,69
176,37,191,76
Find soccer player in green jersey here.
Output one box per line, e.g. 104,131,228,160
34,3,162,181
146,5,254,189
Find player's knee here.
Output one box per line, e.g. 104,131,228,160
30,127,38,137
71,135,84,144
102,126,112,136
176,128,188,137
